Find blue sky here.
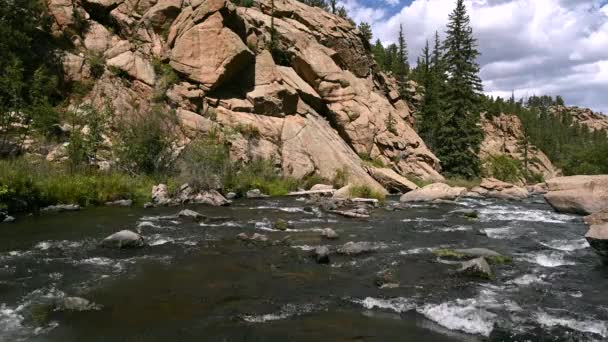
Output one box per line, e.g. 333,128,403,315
340,0,608,113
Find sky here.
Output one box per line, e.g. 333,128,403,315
340,0,608,113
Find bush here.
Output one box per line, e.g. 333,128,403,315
358,153,385,168
224,158,299,196
482,155,523,184
176,136,231,192
113,106,178,176
87,53,105,79
407,176,434,188
444,177,481,190
65,104,110,171
152,60,179,103
332,167,349,188
349,185,386,201
233,123,261,139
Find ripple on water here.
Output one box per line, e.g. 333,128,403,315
243,303,319,323
535,311,608,338
478,206,574,223
354,297,415,313
519,252,576,268
539,238,589,252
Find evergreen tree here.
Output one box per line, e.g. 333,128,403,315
434,0,483,179
329,0,337,13
393,24,409,80
372,39,386,70
358,22,373,44
384,44,398,73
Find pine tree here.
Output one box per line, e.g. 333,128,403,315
358,22,373,44
395,24,409,80
329,0,336,13
372,39,386,70
384,44,398,73
434,0,484,179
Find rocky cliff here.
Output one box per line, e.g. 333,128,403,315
46,0,443,193
548,105,608,133
480,113,560,181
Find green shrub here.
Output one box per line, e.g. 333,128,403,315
113,106,178,176
444,177,481,190
233,123,261,139
358,153,385,168
349,185,386,201
65,105,110,171
332,167,349,188
224,158,299,196
526,172,544,184
152,60,179,103
301,173,331,190
407,176,434,188
176,136,231,192
87,53,105,79
482,155,523,184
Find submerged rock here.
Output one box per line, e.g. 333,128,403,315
337,241,378,256
400,183,466,202
273,218,291,231
105,199,133,207
313,246,330,264
237,233,269,243
60,297,102,311
375,269,398,288
457,257,494,280
246,189,269,199
433,248,511,264
321,228,339,239
101,230,145,249
41,204,81,212
178,209,205,221
585,223,608,264
329,210,370,219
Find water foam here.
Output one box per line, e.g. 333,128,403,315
478,206,574,223
354,297,415,313
243,303,317,323
540,239,589,252
520,252,576,267
535,311,607,337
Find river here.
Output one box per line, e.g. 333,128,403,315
0,196,606,341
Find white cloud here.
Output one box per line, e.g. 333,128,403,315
342,0,608,113
386,0,401,5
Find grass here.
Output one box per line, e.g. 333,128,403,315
358,153,385,168
349,185,386,201
0,158,155,213
224,158,300,196
407,176,434,188
444,177,481,190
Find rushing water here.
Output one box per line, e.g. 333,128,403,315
0,196,606,341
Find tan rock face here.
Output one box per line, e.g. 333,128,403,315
585,208,608,226
545,175,608,214
400,183,466,202
170,12,254,90
549,106,608,133
107,51,156,85
480,113,560,181
366,167,419,194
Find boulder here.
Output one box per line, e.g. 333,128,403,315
41,204,81,212
434,248,511,264
544,175,608,214
313,246,330,264
246,189,269,199
192,190,230,206
545,175,608,215
226,192,237,200
178,209,205,221
457,257,494,280
585,224,608,264
527,182,548,195
310,184,334,191
337,241,378,256
272,218,290,231
251,233,269,242
320,228,339,239
366,167,419,194
101,230,145,249
400,183,466,202
152,184,171,205
170,12,254,90
2,216,15,223
106,51,156,86
585,208,608,226
469,178,529,200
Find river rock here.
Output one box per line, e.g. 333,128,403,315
329,210,370,219
457,257,494,280
400,183,467,202
152,184,171,206
246,189,269,199
375,269,398,288
310,184,334,191
105,199,133,207
60,297,101,311
41,204,81,212
585,208,608,226
585,223,608,264
226,192,237,200
365,167,419,194
313,246,330,264
101,230,145,249
527,183,548,195
178,209,205,221
469,178,529,200
251,233,269,242
192,190,231,206
2,215,15,223
321,228,339,239
544,175,608,214
337,241,378,256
